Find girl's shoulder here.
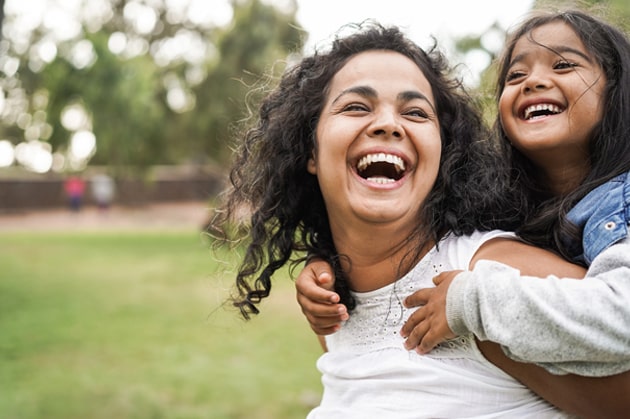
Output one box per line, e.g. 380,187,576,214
569,170,630,264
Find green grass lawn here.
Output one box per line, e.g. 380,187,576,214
0,229,323,419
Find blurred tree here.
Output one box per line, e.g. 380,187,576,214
535,0,630,30
0,0,303,174
38,31,166,174
172,0,304,165
0,0,4,36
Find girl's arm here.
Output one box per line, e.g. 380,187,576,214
470,237,630,418
402,236,630,418
477,340,630,419
403,237,630,376
402,237,585,353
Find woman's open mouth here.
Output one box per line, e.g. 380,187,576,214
356,153,406,184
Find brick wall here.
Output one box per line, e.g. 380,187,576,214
0,166,225,211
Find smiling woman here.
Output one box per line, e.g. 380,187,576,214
306,49,443,291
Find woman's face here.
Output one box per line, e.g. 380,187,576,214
308,50,441,237
499,21,606,181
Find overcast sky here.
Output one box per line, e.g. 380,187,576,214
295,0,535,47
294,0,535,84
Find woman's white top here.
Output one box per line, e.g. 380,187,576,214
307,230,570,419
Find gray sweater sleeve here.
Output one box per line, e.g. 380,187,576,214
446,237,630,377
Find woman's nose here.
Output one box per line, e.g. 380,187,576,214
369,110,403,138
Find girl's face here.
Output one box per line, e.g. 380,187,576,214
308,50,441,237
499,21,606,178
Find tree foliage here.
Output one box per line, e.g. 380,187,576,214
169,0,304,165
0,0,303,174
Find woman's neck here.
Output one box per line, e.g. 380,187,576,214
331,223,433,292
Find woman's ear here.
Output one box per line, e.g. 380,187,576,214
307,154,317,175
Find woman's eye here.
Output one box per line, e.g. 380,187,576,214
405,108,429,119
342,103,369,112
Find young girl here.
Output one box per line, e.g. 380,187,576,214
296,9,630,405
400,9,630,378
215,22,626,418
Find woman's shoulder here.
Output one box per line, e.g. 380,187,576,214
440,230,517,250
435,230,517,271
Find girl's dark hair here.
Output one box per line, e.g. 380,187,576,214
213,22,522,319
494,9,630,258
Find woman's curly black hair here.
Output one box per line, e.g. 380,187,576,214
493,10,630,259
212,22,524,319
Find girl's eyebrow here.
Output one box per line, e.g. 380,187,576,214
332,85,436,112
509,45,594,68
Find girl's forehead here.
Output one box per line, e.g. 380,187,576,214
507,20,598,66
514,21,583,51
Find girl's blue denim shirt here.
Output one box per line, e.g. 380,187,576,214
566,170,630,265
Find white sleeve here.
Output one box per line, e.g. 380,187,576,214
446,237,630,377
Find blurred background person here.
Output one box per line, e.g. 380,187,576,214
64,174,86,212
90,173,115,211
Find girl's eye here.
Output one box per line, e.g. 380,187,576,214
506,71,526,82
554,60,578,70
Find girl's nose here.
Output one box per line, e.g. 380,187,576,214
522,69,551,93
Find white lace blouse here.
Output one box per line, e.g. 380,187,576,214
307,230,571,419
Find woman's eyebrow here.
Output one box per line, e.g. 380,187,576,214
332,85,377,105
398,90,436,113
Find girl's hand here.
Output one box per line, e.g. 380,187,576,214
400,270,461,353
296,259,348,335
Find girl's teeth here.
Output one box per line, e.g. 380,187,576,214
524,103,561,119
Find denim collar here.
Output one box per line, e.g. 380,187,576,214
566,171,630,264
